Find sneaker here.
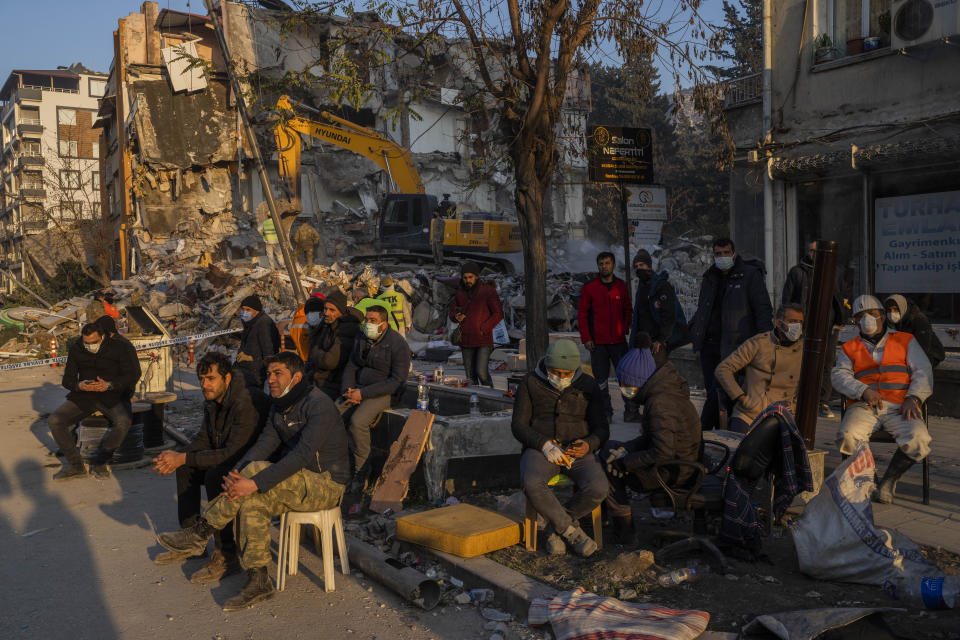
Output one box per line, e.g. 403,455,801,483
189,549,241,584
89,464,111,479
157,518,214,556
818,403,836,418
544,526,566,555
560,524,598,557
223,567,276,612
53,463,87,481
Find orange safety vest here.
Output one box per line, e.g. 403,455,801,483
841,331,913,407
103,301,120,319
288,304,311,361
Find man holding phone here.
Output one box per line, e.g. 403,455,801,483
48,322,142,480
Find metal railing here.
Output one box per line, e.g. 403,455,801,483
21,84,78,94
18,118,41,126
723,72,762,109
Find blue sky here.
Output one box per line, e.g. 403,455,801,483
0,0,728,87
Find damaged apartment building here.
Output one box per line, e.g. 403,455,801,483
98,1,590,274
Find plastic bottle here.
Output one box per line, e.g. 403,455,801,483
417,378,430,411
434,364,444,383
469,392,481,416
883,575,958,610
657,565,704,587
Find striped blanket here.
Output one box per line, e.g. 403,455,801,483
528,587,710,640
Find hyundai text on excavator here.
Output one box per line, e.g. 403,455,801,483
271,95,521,268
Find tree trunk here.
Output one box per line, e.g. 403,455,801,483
514,162,549,370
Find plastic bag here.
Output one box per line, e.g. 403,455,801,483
791,444,941,586
492,319,509,345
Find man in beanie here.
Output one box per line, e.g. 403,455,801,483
450,262,503,387
236,295,280,389
511,339,608,557
884,294,944,369
603,334,701,541
577,251,631,420
288,289,326,362
832,294,933,504
307,290,362,399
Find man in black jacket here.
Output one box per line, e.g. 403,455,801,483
885,295,945,369
151,352,269,583
307,290,361,398
511,339,608,557
339,305,411,491
48,322,142,480
690,238,772,430
236,294,280,389
156,352,350,612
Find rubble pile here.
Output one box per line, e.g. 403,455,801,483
644,235,715,319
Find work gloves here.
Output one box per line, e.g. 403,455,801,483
541,441,567,466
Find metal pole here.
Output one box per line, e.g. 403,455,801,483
1,267,52,308
346,536,441,609
619,184,632,298
201,0,305,303
795,240,837,448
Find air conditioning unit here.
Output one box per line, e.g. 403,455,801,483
890,0,960,49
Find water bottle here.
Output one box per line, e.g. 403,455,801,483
434,364,444,383
417,378,429,411
657,565,703,587
883,575,958,610
469,392,481,416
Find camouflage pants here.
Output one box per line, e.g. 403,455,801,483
203,461,345,569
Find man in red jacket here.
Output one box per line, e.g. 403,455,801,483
577,252,631,418
450,262,504,387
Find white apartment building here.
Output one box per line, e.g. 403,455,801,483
0,65,107,292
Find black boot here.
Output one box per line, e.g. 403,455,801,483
874,450,917,504
157,517,215,556
223,567,276,611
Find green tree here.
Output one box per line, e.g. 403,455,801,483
709,0,762,80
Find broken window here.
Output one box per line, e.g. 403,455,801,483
89,78,107,98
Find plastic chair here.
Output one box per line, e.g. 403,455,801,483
523,474,603,552
276,507,350,592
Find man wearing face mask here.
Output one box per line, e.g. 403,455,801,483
156,352,349,611
307,290,362,398
235,295,280,389
884,295,944,369
48,322,143,480
832,295,934,504
714,304,805,433
339,305,412,493
690,238,773,430
511,339,609,557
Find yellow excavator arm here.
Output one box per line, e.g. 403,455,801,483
274,95,425,203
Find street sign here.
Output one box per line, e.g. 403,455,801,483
625,186,667,220
631,220,663,246
587,125,654,183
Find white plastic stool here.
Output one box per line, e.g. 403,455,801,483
276,507,350,592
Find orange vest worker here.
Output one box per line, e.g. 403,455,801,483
840,331,912,407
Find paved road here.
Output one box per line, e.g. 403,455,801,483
0,366,488,640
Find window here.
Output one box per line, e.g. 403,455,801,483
91,172,101,191
830,0,887,52
57,108,77,126
22,171,43,190
92,141,99,158
59,140,78,157
60,170,81,190
59,201,82,220
22,141,40,157
89,78,107,98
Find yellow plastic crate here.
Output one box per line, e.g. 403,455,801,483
396,503,521,558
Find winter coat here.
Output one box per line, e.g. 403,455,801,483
341,327,411,399
61,334,142,410
781,257,845,326
629,271,688,350
184,371,270,469
511,359,609,453
690,256,773,357
238,381,351,490
620,362,701,476
888,298,945,369
239,311,281,372
449,281,503,348
714,330,804,424
577,276,631,345
308,310,362,397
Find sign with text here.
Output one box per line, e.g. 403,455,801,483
875,190,960,293
587,125,654,183
625,186,667,220
631,220,663,246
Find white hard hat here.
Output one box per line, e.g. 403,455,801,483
852,295,883,315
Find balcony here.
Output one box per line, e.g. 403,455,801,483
20,187,45,199
17,120,43,136
16,154,44,169
16,87,43,102
722,72,762,110
22,220,48,232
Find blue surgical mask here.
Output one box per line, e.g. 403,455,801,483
715,256,735,271
239,310,253,323
306,312,322,327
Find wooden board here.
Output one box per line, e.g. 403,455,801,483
396,503,521,557
368,410,434,514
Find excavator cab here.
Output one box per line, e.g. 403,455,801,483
379,193,438,252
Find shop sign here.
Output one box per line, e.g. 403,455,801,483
626,186,668,221
587,125,654,183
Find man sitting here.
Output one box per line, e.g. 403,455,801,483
155,352,350,611
150,353,269,583
307,290,361,399
511,339,608,557
884,294,945,369
339,305,411,493
714,304,805,433
603,336,701,541
48,322,142,480
832,295,933,504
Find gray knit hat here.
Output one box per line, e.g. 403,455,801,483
545,339,581,371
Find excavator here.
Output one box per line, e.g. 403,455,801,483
271,95,521,259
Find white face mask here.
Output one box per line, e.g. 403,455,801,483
859,314,880,336
306,312,322,327
84,341,102,354
887,311,901,325
548,373,572,391
781,322,803,343
276,380,294,398
714,256,735,271
239,310,253,323
364,322,383,340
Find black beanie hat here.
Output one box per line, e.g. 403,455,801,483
240,295,263,312
461,261,481,277
325,290,349,315
633,250,652,268
304,297,325,313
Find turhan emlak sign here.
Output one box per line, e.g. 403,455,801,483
587,125,654,184
875,189,960,293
